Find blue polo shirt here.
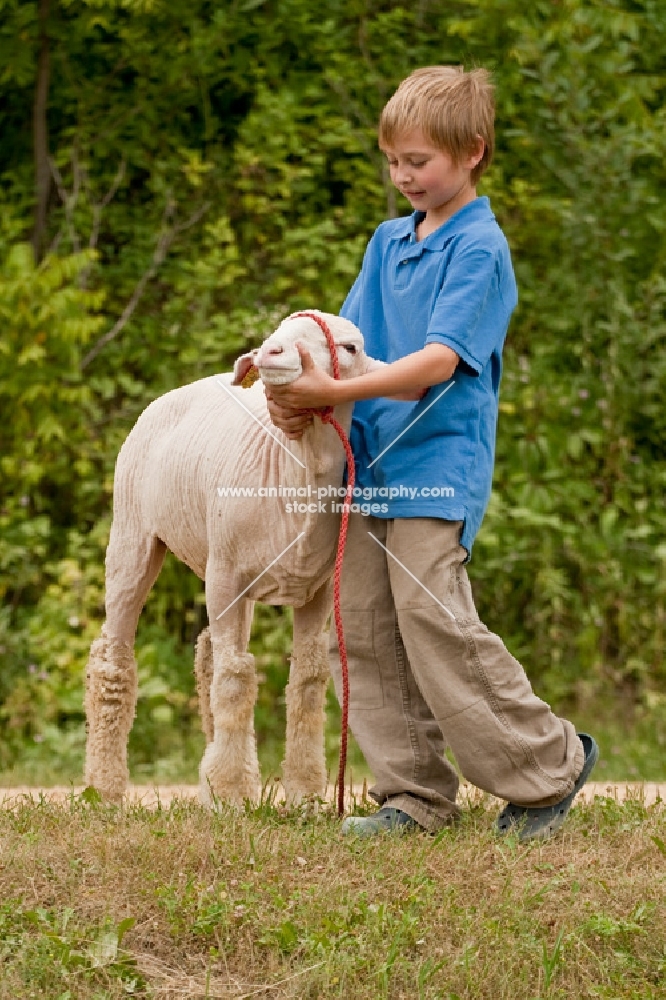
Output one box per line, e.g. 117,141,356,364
340,196,517,558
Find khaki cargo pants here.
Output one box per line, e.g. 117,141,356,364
329,515,584,832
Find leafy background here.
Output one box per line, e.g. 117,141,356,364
1,0,664,784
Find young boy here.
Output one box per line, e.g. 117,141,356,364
266,66,597,839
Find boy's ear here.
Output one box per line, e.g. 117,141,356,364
466,135,485,170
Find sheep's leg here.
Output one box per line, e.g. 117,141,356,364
194,627,214,744
199,583,259,807
282,580,332,804
84,527,166,803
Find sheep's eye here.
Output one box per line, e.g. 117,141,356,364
341,344,357,354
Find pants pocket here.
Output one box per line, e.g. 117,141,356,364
330,609,387,711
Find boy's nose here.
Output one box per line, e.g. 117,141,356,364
394,165,413,185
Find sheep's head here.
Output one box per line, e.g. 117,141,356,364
232,311,371,387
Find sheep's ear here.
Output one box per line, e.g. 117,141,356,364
363,355,386,374
232,351,258,385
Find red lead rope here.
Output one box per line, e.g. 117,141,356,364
291,312,354,817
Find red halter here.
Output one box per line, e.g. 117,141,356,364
290,311,355,817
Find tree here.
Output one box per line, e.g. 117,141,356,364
0,0,664,777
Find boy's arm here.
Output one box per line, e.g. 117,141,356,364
268,341,459,411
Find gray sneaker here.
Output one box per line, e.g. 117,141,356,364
341,806,422,838
496,733,599,841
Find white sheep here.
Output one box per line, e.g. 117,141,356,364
84,311,378,806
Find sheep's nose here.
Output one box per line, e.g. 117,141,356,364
266,345,284,356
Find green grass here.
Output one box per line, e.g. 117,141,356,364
0,792,664,998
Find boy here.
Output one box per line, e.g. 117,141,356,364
267,66,597,839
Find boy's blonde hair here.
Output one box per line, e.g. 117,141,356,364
379,66,495,184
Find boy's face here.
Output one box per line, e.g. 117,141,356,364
380,128,482,217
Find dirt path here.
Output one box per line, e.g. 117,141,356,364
1,782,664,808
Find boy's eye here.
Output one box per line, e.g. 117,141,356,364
386,158,427,168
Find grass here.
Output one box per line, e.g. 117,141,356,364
0,790,665,998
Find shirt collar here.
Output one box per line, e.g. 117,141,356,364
388,196,494,250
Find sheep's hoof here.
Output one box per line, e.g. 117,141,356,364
199,781,261,810
282,777,327,809
283,789,324,816
83,763,127,805
199,754,261,809
82,779,125,806
281,766,326,803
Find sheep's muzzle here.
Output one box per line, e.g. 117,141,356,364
257,364,303,385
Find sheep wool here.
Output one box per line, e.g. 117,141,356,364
83,312,378,806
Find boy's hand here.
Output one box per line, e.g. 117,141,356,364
269,343,340,409
265,392,314,440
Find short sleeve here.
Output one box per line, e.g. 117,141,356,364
425,249,507,376
340,270,362,325
340,225,384,326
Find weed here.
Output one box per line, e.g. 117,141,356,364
541,927,564,990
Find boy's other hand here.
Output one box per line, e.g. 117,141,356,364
265,391,314,440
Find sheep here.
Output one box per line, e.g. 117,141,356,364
83,310,379,807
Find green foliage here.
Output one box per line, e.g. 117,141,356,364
0,0,664,778
0,902,145,993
